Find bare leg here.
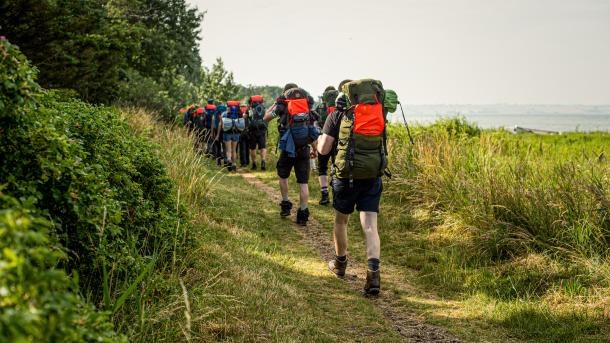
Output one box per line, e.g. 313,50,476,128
299,183,309,209
360,211,380,260
334,211,349,256
261,148,267,162
231,141,238,164
224,141,232,164
279,178,289,201
250,149,256,163
318,175,328,189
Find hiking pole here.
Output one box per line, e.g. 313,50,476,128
398,102,415,145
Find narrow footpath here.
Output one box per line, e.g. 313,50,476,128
239,171,461,343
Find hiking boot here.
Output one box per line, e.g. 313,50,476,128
251,162,257,171
364,269,380,295
319,190,330,205
328,258,347,277
296,208,309,226
216,157,222,166
261,161,266,171
280,200,292,217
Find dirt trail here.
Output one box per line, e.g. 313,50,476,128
240,171,462,343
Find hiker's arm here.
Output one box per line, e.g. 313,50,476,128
216,120,222,139
263,104,276,122
317,134,334,156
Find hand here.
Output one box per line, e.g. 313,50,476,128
310,149,317,159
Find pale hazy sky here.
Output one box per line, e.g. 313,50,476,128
188,0,610,104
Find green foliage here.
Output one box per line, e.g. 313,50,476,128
0,0,206,111
0,197,123,342
0,0,135,104
199,58,239,102
0,37,40,117
427,116,482,137
1,38,189,339
236,84,283,107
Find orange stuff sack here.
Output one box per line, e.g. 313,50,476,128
250,95,263,103
286,98,309,116
353,103,384,136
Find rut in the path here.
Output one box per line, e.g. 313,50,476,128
239,172,462,343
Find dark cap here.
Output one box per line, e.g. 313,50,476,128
324,86,336,93
283,83,299,92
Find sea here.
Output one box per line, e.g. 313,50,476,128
388,105,610,133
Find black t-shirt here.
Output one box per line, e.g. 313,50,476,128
322,110,341,139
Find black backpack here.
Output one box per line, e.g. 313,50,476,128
248,95,267,131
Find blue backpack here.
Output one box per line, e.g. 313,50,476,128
204,104,216,129
222,101,246,132
213,105,227,129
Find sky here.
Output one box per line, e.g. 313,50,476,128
188,0,610,105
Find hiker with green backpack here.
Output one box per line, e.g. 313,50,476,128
314,86,339,205
264,83,320,226
317,79,392,295
246,95,268,170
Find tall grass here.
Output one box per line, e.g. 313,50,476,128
388,118,609,261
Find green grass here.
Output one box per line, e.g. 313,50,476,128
256,119,610,342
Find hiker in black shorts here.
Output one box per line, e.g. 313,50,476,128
264,83,320,226
246,95,268,170
317,79,388,295
314,86,340,205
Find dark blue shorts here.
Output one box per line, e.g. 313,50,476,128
223,132,240,142
332,177,383,214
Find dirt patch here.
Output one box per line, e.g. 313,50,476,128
240,172,462,343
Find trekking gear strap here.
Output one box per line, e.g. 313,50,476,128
346,110,356,188
330,112,344,183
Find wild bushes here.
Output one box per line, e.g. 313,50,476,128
1,37,188,340
0,198,121,342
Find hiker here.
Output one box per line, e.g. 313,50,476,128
184,105,197,132
181,107,189,125
193,106,206,152
246,95,268,170
203,99,217,156
264,83,320,225
218,100,245,171
314,86,339,205
212,102,227,166
317,79,389,295
238,105,250,167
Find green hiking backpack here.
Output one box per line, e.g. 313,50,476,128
333,79,389,183
384,89,399,113
341,79,385,106
318,89,339,126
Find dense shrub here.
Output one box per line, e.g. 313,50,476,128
0,197,123,342
1,36,188,339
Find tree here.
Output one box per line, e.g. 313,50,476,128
199,58,239,102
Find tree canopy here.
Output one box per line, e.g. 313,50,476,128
0,0,241,120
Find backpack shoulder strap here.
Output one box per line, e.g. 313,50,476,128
330,111,346,178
